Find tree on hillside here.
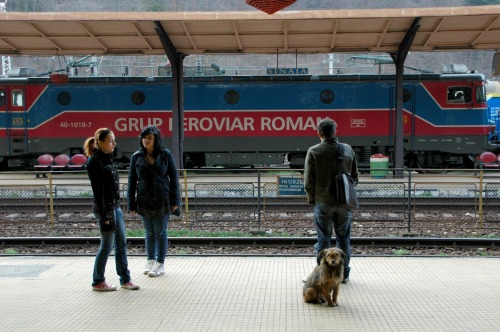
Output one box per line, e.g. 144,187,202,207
3,0,497,77
464,0,500,5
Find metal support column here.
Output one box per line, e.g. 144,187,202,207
155,21,185,169
390,17,420,178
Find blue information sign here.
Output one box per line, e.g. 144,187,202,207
278,176,306,196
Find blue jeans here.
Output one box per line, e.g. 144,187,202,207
313,203,352,279
92,207,131,286
141,214,170,264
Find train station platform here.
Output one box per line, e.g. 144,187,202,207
1,255,499,331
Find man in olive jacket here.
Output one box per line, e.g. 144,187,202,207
304,118,358,282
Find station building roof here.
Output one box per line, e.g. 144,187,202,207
1,5,500,56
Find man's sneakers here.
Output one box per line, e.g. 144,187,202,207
143,259,156,275
92,282,117,292
148,262,165,277
121,281,140,290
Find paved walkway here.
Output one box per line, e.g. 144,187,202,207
1,256,499,331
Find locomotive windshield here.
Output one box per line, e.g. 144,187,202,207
476,85,486,103
447,86,471,103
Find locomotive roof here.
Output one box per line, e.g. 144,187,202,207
1,6,500,56
0,73,485,85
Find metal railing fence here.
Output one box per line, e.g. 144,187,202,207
1,168,500,233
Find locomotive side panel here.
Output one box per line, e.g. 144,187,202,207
182,79,393,167
0,74,491,170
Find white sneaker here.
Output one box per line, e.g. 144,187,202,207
143,259,155,275
148,262,165,277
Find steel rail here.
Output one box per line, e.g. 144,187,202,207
1,237,499,248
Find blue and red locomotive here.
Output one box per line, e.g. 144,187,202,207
0,72,492,170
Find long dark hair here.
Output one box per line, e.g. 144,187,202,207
139,125,166,158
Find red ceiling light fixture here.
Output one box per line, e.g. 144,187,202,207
246,0,297,15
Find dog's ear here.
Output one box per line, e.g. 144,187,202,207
319,249,326,258
340,251,346,260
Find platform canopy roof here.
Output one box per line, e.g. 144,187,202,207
1,5,500,56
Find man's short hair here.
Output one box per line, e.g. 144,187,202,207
317,118,337,138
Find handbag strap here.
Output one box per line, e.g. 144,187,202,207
337,143,345,176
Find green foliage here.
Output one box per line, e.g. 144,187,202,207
124,229,293,237
476,248,489,256
169,229,249,237
126,229,145,237
4,248,18,254
125,229,249,238
479,233,499,238
394,248,411,255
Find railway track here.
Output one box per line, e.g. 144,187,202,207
2,236,499,249
0,195,488,213
1,182,499,256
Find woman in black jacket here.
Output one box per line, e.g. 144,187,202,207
84,128,139,291
127,126,180,278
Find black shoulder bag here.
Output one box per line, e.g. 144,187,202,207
336,143,359,209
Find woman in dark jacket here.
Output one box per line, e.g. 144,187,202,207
84,128,139,291
127,126,180,277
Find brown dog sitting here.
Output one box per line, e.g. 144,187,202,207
302,247,345,307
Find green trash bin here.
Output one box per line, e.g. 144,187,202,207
370,154,389,178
